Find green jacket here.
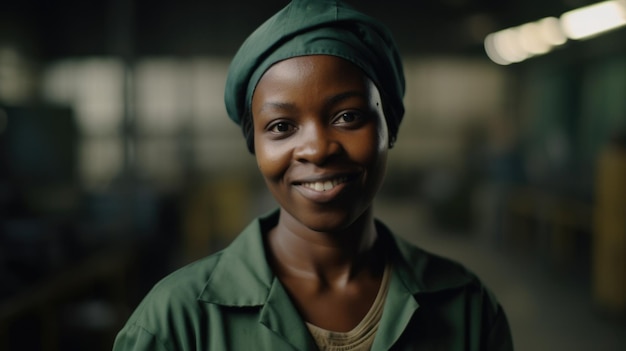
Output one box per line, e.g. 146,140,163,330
113,211,513,350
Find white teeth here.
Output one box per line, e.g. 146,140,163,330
302,176,348,192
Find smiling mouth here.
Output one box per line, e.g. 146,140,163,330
300,176,349,192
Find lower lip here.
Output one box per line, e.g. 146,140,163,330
294,180,352,203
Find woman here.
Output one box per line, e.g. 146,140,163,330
113,0,513,350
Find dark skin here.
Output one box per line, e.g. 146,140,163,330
251,55,390,332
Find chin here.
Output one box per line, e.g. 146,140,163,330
287,206,369,234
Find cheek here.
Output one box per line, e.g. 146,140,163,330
350,122,388,165
344,130,387,199
255,141,290,182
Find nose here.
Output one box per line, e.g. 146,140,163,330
293,121,341,165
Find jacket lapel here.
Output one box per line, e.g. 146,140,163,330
198,214,275,306
199,212,315,350
259,279,316,350
371,255,420,350
371,221,476,350
199,213,475,350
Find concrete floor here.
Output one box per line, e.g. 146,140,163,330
375,199,626,351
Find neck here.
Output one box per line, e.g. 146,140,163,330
267,208,382,285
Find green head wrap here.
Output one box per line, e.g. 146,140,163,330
224,0,405,153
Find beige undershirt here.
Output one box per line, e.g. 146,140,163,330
306,264,391,351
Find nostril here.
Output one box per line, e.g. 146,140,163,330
294,139,342,165
292,122,344,165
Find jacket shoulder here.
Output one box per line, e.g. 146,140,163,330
385,228,472,285
122,252,224,331
152,252,224,296
390,233,502,314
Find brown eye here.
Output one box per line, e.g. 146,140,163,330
268,121,295,134
339,113,356,123
334,112,363,126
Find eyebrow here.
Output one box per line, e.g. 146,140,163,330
325,91,368,107
258,101,297,115
258,91,368,114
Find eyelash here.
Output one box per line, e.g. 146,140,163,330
267,121,296,134
265,111,366,135
334,112,360,124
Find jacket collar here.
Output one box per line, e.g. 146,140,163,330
198,210,475,306
198,210,316,349
198,211,277,306
197,210,475,349
372,221,475,349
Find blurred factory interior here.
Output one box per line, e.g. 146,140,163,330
1,0,626,349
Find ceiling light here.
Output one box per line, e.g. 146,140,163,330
560,0,626,40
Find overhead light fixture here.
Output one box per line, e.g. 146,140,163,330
537,17,568,46
484,0,626,64
560,0,626,40
484,17,566,65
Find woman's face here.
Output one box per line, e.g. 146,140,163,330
251,55,388,232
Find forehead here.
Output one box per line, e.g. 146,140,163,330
252,55,376,103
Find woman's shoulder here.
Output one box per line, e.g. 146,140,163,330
113,252,228,349
400,239,478,286
124,214,272,321
133,252,224,310
151,252,225,299
376,221,485,294
385,230,503,315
